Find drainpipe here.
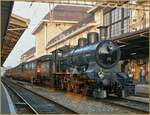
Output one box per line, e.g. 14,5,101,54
45,23,48,54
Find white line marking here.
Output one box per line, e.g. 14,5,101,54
1,83,16,114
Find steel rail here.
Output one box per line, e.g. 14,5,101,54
5,78,149,113
101,97,149,113
2,81,39,114
2,79,78,114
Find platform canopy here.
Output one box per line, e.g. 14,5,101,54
115,28,149,60
1,8,29,65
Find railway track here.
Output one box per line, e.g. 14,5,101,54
2,79,78,114
100,96,149,113
3,78,149,113
2,82,37,114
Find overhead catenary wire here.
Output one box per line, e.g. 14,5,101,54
30,3,41,22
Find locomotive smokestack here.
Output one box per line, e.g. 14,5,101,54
98,26,107,41
78,37,87,47
87,32,99,44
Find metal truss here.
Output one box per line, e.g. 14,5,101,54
22,0,150,11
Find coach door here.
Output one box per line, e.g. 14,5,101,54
36,61,42,85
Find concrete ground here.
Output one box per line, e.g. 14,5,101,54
135,84,149,97
22,83,146,114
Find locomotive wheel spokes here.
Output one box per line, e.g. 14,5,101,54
82,85,88,96
60,78,64,89
67,83,71,92
73,85,77,93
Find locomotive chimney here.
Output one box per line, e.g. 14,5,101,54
87,32,99,44
78,37,87,47
98,26,107,41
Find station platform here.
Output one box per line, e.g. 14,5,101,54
126,96,149,103
1,83,16,114
135,84,149,97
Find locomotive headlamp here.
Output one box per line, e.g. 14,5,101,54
95,40,121,69
57,52,62,56
49,52,53,55
36,65,41,73
98,70,104,79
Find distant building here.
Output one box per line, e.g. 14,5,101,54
46,13,97,52
32,5,92,58
20,47,35,63
1,67,5,76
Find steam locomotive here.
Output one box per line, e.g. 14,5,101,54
5,32,135,98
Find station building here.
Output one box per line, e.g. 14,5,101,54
20,47,36,63
89,1,149,83
21,1,149,83
32,5,92,58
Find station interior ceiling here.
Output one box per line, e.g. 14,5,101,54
1,1,28,66
1,1,14,65
1,1,14,44
1,0,149,66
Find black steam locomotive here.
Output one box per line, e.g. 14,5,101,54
5,32,135,98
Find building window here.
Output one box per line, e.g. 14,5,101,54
104,13,110,26
103,8,131,38
107,26,110,39
110,8,122,38
112,8,121,23
111,22,122,37
124,8,130,18
124,18,130,33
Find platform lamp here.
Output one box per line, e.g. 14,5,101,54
98,26,107,41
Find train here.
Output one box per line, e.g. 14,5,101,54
5,32,135,98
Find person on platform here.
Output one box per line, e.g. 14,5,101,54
140,66,146,84
128,67,133,80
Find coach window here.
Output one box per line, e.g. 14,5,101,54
19,66,22,71
22,65,24,71
25,64,28,70
32,62,36,69
41,62,49,69
27,63,29,70
33,62,35,69
28,63,32,69
17,66,19,71
41,62,45,69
